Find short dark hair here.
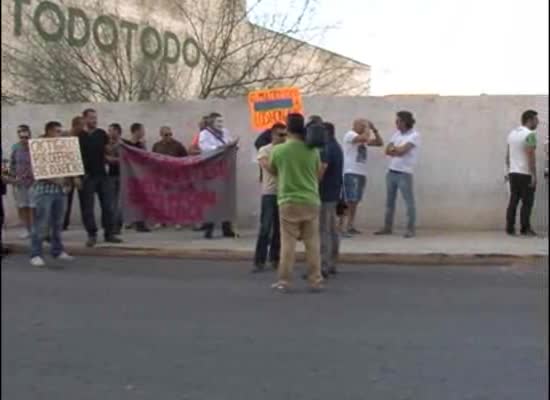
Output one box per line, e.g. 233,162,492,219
209,112,222,119
45,121,62,133
130,123,143,133
308,115,323,124
396,111,416,129
17,124,30,132
271,122,287,130
287,113,305,137
109,123,122,134
82,108,96,117
323,122,335,138
521,110,538,125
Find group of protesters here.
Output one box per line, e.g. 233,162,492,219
0,106,546,293
251,111,422,292
0,108,238,266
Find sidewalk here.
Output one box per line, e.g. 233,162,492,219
3,227,548,265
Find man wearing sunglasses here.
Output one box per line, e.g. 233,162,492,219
10,125,35,239
152,126,188,230
252,123,287,273
152,126,188,158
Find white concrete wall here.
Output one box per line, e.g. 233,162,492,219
1,95,548,231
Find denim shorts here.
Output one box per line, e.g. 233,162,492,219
343,173,367,203
13,185,35,208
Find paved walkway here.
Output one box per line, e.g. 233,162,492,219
4,226,548,265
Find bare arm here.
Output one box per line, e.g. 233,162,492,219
319,162,328,180
258,157,270,172
105,143,119,164
391,143,415,156
367,124,384,147
352,134,370,144
525,133,537,186
385,142,396,156
526,147,537,186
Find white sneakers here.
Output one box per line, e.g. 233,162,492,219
30,256,46,267
55,252,74,261
30,252,74,267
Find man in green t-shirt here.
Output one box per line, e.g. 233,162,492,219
269,113,323,292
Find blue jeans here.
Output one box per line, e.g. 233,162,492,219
254,195,280,265
31,191,66,258
384,170,416,232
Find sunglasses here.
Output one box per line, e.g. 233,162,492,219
19,135,30,139
162,133,173,137
277,133,287,137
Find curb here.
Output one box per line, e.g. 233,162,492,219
4,242,547,266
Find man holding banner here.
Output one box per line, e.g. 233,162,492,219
199,113,238,239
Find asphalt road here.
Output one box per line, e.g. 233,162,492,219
1,255,548,400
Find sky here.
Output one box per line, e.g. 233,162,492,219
252,0,549,96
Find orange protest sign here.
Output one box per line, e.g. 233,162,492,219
248,87,304,131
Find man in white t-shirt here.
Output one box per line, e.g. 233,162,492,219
505,109,539,237
375,111,420,238
342,119,384,235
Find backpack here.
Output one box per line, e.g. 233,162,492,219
305,122,327,148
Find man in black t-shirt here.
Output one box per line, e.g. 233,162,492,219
79,109,122,247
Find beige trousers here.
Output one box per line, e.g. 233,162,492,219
278,203,322,286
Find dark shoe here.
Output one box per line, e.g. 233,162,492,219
521,229,538,237
104,236,123,244
374,229,392,235
251,264,265,273
136,226,151,233
328,267,338,275
86,237,97,248
223,231,237,238
347,228,362,235
271,261,279,270
403,230,416,239
506,230,516,236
